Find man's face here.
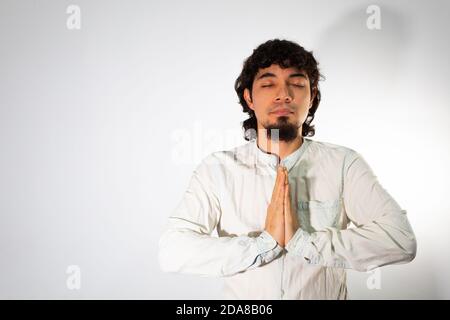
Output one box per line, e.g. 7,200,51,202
243,64,314,142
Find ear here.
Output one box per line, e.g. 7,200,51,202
244,88,254,111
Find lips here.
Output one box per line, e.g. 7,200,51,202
271,108,293,116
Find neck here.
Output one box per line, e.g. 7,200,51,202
256,129,303,161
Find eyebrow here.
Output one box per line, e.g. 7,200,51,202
255,72,308,81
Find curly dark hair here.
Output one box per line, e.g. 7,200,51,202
234,39,324,141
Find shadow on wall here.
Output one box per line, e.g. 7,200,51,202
314,4,411,102
314,4,438,299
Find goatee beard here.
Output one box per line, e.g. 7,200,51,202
263,116,300,142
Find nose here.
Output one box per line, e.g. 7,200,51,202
274,84,293,103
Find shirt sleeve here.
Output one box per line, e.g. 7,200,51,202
285,150,417,271
158,156,283,277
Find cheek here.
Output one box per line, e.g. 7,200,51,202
298,107,311,123
253,90,272,102
297,89,311,102
292,102,311,120
250,93,272,111
295,94,313,111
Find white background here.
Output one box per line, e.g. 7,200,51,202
0,0,449,299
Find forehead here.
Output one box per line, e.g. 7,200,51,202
255,64,308,79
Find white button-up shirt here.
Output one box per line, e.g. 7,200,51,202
158,137,416,299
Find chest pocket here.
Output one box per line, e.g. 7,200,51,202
297,199,342,233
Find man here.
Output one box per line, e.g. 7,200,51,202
158,39,416,299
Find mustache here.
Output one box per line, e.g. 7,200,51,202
270,105,295,113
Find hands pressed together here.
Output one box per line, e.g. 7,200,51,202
264,165,300,248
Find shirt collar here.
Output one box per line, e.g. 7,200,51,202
251,137,311,171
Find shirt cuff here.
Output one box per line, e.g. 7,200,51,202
255,231,283,263
285,228,318,263
285,228,349,268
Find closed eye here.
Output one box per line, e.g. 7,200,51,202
261,84,305,88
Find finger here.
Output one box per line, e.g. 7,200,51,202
271,166,284,202
276,166,286,202
284,178,290,214
275,165,284,191
283,168,289,206
277,165,285,185
284,181,299,227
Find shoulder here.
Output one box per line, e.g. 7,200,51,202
199,140,254,168
306,138,358,161
193,140,253,178
303,139,369,179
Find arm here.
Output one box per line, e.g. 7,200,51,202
285,151,417,271
158,157,283,277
